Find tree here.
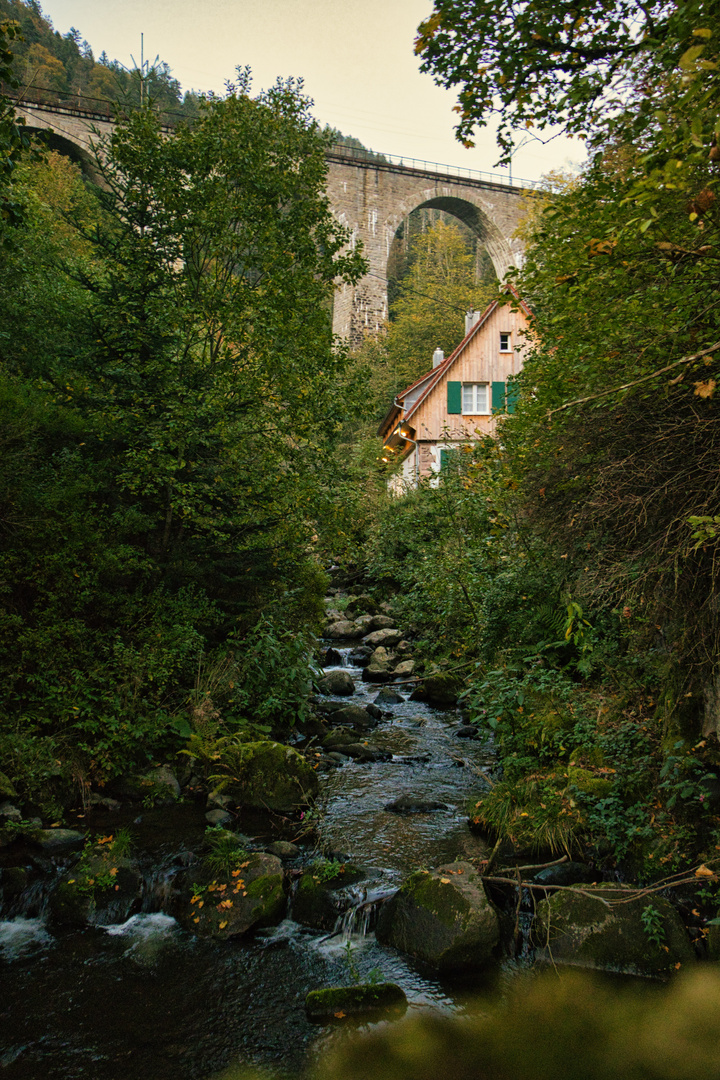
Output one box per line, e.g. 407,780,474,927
415,0,720,165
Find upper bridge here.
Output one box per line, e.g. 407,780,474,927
15,98,533,344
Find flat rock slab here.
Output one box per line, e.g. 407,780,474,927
31,828,86,852
376,861,500,971
331,705,377,730
305,983,407,1022
374,689,404,706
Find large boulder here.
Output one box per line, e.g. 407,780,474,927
326,620,365,640
363,628,403,648
370,615,396,631
376,860,499,971
331,705,378,730
223,741,318,812
393,660,415,678
318,670,355,696
534,883,696,978
421,672,463,706
176,853,285,939
48,852,142,929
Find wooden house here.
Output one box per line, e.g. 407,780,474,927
377,292,532,488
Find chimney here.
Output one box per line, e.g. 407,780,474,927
432,347,444,368
465,309,482,336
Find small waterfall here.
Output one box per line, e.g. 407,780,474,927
329,885,397,944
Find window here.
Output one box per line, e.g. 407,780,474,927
500,332,512,352
462,383,489,414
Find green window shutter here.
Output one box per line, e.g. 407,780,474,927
447,381,462,414
506,381,519,414
440,449,448,471
492,381,506,413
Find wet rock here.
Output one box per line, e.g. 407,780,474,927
393,660,415,678
374,688,404,706
292,862,365,930
370,646,394,665
534,883,695,977
341,744,392,763
207,790,233,811
326,620,365,640
322,728,357,748
354,615,375,634
532,862,601,887
323,647,343,666
86,793,122,812
30,828,86,852
176,853,286,939
455,725,479,739
318,670,355,696
363,628,403,648
222,740,319,812
376,861,500,971
0,772,17,800
266,841,300,859
370,615,396,631
384,795,449,814
348,646,373,668
331,705,378,730
305,984,406,1022
325,752,347,765
48,853,143,929
365,703,386,721
362,662,392,684
1,865,29,898
205,809,232,826
0,802,21,821
421,672,463,706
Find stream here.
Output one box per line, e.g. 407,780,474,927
0,646,501,1079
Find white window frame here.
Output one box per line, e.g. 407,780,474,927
499,332,512,353
462,382,489,415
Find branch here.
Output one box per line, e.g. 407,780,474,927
547,342,720,417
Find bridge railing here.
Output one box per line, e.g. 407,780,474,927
326,142,541,190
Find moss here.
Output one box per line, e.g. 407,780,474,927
404,873,470,930
567,766,614,798
305,984,407,1021
0,771,17,799
225,740,318,812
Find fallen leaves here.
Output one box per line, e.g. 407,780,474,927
333,1011,346,1019
694,379,716,398
695,864,716,878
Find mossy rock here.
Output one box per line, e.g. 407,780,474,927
421,673,463,707
47,855,142,929
176,852,286,939
223,741,319,812
305,983,407,1022
376,860,499,971
534,883,696,978
567,766,614,799
0,771,17,800
292,863,365,930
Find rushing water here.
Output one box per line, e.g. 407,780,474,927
0,649,498,1079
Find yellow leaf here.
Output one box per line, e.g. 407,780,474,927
440,877,451,884
67,879,75,884
333,1011,346,1018
219,920,228,929
696,864,715,877
694,379,716,398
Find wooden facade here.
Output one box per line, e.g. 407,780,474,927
378,293,532,487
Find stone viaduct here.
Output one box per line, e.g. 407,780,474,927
15,100,532,345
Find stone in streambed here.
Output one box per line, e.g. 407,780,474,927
30,828,86,852
293,862,365,930
393,660,415,678
362,662,392,684
376,860,499,971
331,705,378,730
341,744,391,763
421,673,463,706
176,852,285,939
266,840,300,859
326,620,365,640
48,854,143,929
363,629,403,648
318,670,355,696
374,688,404,706
533,883,695,978
348,646,373,668
324,647,343,666
384,795,449,814
305,984,407,1022
455,725,479,739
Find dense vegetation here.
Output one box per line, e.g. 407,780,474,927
357,0,720,876
0,26,366,811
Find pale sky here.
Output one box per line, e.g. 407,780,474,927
40,0,584,184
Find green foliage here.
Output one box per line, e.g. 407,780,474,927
203,826,248,875
310,857,345,883
640,903,667,949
